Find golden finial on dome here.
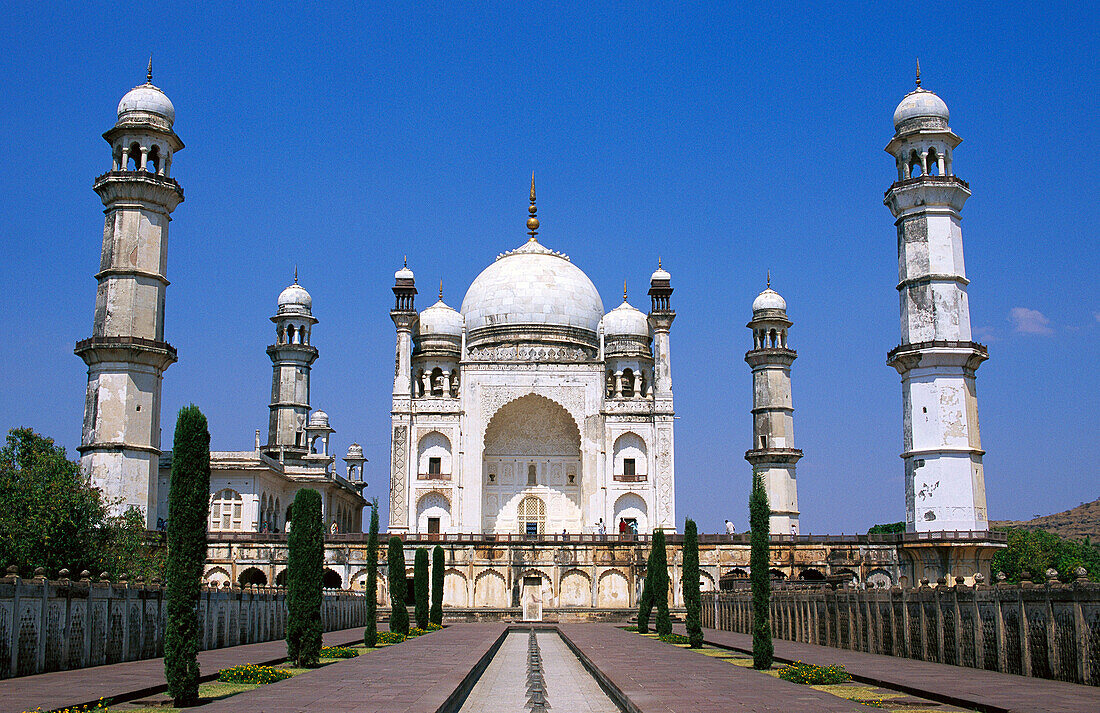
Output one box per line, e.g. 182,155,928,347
766,269,770,288
439,278,443,301
147,54,153,83
658,256,662,269
294,265,298,284
915,58,921,88
623,280,628,301
403,255,407,267
527,172,539,241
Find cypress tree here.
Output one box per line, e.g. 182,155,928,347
430,545,444,625
164,405,210,707
653,528,672,636
363,498,379,647
683,518,703,647
637,540,655,633
387,536,409,634
750,470,773,669
413,547,429,629
286,488,323,666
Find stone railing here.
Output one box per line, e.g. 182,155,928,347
0,570,367,679
702,572,1100,686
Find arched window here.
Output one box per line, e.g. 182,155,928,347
287,325,296,344
127,142,141,171
518,496,546,536
908,149,922,177
621,368,635,397
430,367,444,396
210,489,243,530
927,146,939,175
769,329,777,348
147,145,160,174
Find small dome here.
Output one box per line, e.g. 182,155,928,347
277,282,312,313
893,89,949,130
395,265,414,281
752,287,787,313
651,265,671,283
603,300,649,337
419,299,463,337
117,82,175,127
345,443,363,458
307,410,330,429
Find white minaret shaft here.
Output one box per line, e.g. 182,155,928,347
884,70,988,533
744,282,801,534
647,261,677,531
76,67,184,528
388,261,417,532
265,275,317,457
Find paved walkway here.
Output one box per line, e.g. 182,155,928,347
684,625,1100,713
200,623,507,713
0,628,365,713
559,623,867,712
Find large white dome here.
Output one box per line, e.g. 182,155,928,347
461,240,604,337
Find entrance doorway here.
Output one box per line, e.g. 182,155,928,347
428,517,440,535
522,576,543,621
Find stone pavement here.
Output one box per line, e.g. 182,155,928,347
558,623,867,712
200,623,507,713
536,631,619,713
684,624,1100,713
0,627,365,713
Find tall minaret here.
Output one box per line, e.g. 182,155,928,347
744,278,801,534
264,273,317,458
884,64,988,532
647,260,677,530
75,62,184,527
388,259,417,532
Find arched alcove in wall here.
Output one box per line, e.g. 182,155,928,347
613,432,648,480
416,491,451,533
417,431,452,478
613,492,648,533
481,394,582,532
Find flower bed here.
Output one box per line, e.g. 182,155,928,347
657,633,692,645
377,631,406,645
320,645,360,659
777,661,852,685
217,664,294,685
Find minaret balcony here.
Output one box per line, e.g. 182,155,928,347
884,175,969,215
94,170,184,207
887,340,988,375
75,335,177,369
744,447,803,465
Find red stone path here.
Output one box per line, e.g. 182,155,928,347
681,624,1100,713
558,623,867,712
0,627,365,713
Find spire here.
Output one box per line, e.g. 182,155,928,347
294,265,298,284
439,278,444,301
526,172,540,241
147,54,153,83
623,280,628,301
915,58,921,88
658,257,662,269
403,255,407,267
766,269,771,288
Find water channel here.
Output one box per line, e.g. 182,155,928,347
458,630,622,713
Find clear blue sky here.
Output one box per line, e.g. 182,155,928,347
0,3,1096,534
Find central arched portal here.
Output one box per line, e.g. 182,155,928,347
481,394,583,533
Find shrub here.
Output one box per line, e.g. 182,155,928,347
652,529,671,636
217,664,293,685
620,625,640,632
364,498,379,647
320,646,360,659
414,547,429,629
165,406,210,706
376,631,406,645
430,545,444,626
387,536,409,634
658,632,691,645
683,518,703,648
777,661,852,685
749,470,773,670
424,622,443,631
286,489,324,666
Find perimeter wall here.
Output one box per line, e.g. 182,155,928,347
702,578,1100,686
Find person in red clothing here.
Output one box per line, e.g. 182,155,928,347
619,518,627,536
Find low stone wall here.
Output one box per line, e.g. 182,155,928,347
0,573,366,679
702,576,1100,686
